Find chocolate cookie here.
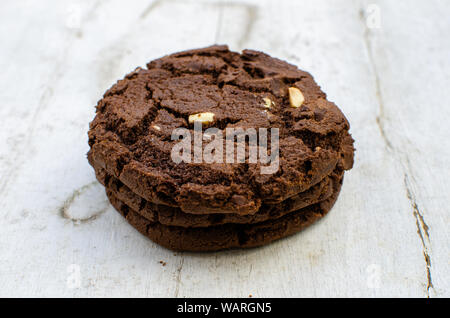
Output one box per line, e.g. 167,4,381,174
88,45,354,215
95,165,342,227
105,177,343,252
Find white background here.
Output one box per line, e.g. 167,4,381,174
0,0,449,297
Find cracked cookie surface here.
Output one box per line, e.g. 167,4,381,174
88,45,354,215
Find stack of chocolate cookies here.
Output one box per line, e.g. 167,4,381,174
87,45,354,252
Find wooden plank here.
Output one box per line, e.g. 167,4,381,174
359,0,450,297
0,0,448,297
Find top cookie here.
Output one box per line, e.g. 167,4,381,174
88,45,354,215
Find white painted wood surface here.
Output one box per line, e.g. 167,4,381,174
0,0,448,297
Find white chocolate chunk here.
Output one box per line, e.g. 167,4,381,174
188,112,215,125
288,87,305,108
263,97,274,109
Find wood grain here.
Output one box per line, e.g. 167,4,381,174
0,0,448,297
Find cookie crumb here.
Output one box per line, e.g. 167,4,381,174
249,294,253,298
